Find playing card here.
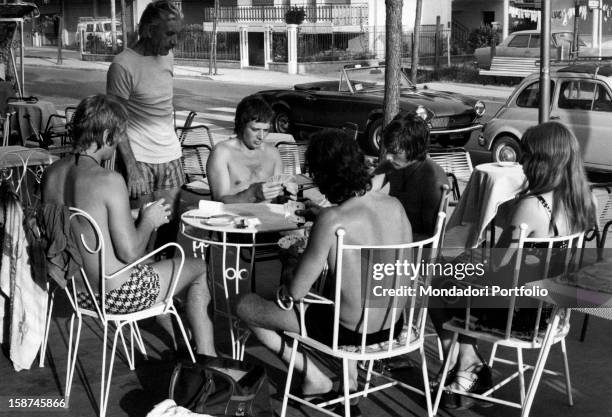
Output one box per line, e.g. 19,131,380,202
269,174,296,185
284,201,306,223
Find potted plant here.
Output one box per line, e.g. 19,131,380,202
285,6,306,25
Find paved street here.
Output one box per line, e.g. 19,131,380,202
23,64,504,164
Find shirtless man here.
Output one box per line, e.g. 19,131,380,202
42,95,216,356
207,94,289,203
236,129,413,410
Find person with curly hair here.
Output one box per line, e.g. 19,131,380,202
236,129,412,414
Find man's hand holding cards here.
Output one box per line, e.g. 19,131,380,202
268,174,298,201
284,200,306,224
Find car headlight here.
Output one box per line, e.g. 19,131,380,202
474,100,486,117
415,105,433,122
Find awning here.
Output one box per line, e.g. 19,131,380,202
0,2,39,19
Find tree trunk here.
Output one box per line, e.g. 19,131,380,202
410,0,422,84
110,0,117,53
120,0,127,51
209,0,219,75
56,0,64,65
383,0,402,134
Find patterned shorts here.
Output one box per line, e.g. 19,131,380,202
77,264,161,314
137,158,185,191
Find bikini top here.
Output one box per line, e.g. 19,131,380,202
535,195,559,237
532,195,569,250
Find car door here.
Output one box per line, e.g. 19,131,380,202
550,78,612,171
497,34,530,57
299,82,360,130
499,80,552,133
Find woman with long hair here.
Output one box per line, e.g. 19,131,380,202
431,121,596,408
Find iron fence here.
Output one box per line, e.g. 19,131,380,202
174,25,240,61
204,4,368,26
273,27,452,63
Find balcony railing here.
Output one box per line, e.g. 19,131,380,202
203,4,368,26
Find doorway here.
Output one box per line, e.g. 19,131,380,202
248,32,264,67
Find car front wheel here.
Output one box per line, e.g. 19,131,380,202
492,135,521,163
273,108,291,134
367,118,383,154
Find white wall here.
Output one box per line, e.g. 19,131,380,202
369,0,452,31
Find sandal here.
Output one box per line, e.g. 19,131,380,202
441,362,493,410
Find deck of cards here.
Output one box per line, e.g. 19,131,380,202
268,174,296,185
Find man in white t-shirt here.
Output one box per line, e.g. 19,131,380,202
107,0,182,249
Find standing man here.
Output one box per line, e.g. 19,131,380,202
106,0,183,248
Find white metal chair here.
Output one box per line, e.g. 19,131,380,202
578,182,612,341
428,147,473,204
178,124,214,148
433,224,585,417
280,212,447,417
181,143,212,195
276,141,307,175
57,207,195,417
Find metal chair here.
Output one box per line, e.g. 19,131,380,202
275,141,307,175
181,143,212,196
280,213,446,417
428,147,474,204
578,182,612,341
433,225,585,417
54,207,194,416
175,110,197,141
178,124,214,148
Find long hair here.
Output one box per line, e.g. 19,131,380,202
306,129,371,204
519,122,596,233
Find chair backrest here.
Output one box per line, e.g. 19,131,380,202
175,110,197,140
181,144,212,183
64,106,77,125
461,224,584,343
179,125,214,148
276,141,307,175
265,132,295,146
428,147,474,183
68,207,109,319
590,182,612,231
322,212,446,356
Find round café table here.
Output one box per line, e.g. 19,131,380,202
448,162,527,248
181,201,302,359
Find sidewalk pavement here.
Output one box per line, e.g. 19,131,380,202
23,47,513,101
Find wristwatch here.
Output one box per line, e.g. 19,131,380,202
275,285,295,311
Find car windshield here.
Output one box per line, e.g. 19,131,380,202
341,66,413,93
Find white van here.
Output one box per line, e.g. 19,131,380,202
76,17,123,49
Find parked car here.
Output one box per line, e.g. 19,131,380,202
474,30,587,70
76,17,123,49
478,63,612,172
257,63,486,154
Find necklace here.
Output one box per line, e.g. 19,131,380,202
75,153,100,166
